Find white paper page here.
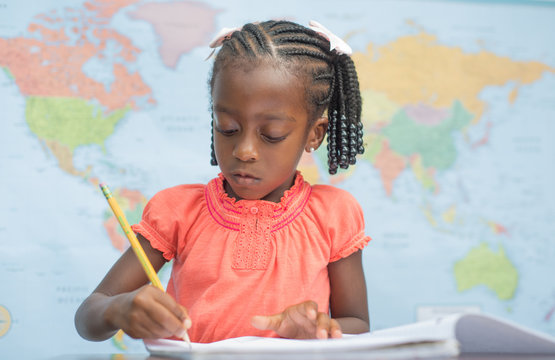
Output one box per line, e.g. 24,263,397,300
144,330,455,355
371,313,462,340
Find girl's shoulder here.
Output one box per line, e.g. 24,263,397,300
309,184,360,205
146,183,206,211
307,183,364,218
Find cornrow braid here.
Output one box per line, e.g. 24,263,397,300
209,20,364,175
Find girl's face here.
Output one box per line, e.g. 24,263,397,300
212,61,326,202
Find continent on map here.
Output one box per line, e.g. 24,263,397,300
0,305,11,338
0,0,154,176
347,29,555,195
26,97,128,175
99,185,147,252
453,242,518,300
128,1,220,68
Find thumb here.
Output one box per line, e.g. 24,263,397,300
251,314,282,331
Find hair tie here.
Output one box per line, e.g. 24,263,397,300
308,20,352,56
208,26,243,48
205,26,242,60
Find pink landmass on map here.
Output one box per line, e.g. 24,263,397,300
0,0,155,111
128,1,220,68
405,103,449,125
84,0,140,19
472,121,492,149
374,140,407,196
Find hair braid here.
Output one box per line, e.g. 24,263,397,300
209,20,364,174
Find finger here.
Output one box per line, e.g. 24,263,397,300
151,287,190,323
180,305,192,329
126,287,176,338
126,309,170,339
138,317,171,339
300,300,318,321
142,302,182,338
285,304,318,339
288,301,318,327
148,287,192,336
330,319,342,339
144,295,188,338
316,312,331,339
251,314,283,331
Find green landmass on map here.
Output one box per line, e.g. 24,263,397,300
2,66,14,81
454,242,518,300
382,100,473,170
25,96,129,152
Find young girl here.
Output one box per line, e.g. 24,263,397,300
75,19,370,343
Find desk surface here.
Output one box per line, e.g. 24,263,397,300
49,354,555,360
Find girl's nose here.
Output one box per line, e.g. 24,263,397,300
232,134,258,162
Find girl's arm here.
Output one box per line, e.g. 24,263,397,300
74,234,190,341
328,249,369,333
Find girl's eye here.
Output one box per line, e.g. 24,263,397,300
215,127,237,136
262,134,287,143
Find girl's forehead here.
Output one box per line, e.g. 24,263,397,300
214,61,304,96
212,61,311,123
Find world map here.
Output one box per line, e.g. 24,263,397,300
1,0,554,357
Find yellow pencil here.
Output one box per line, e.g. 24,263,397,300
99,183,190,344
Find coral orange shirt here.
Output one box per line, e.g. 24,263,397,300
131,172,370,343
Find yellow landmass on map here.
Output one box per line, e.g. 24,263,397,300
454,242,518,300
360,89,399,127
0,305,11,337
352,32,555,123
442,205,457,224
410,154,437,193
42,139,91,177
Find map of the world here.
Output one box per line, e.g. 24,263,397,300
1,0,554,357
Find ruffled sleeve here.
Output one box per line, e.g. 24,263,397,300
310,185,371,262
131,184,205,261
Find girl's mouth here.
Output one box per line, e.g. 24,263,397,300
232,173,260,186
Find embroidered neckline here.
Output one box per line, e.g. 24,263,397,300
205,171,312,232
215,171,305,209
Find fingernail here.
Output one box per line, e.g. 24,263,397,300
184,318,192,329
177,329,187,339
318,329,328,339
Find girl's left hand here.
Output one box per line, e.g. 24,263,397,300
250,300,342,339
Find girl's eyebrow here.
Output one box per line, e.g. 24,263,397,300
214,104,236,115
214,104,296,123
258,112,297,123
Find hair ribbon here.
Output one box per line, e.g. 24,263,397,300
209,26,243,48
308,20,352,55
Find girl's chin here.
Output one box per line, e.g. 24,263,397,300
224,181,264,201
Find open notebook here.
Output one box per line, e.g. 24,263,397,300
144,313,555,358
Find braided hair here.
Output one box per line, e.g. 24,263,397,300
208,20,364,175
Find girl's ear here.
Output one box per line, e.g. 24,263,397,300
305,117,329,152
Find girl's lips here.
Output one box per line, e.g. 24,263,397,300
232,173,260,186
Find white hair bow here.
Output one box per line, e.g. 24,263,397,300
308,20,352,55
208,26,243,48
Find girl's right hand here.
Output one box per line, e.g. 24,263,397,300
106,284,191,339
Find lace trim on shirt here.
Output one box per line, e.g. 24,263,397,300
330,232,371,263
205,172,312,270
205,171,311,232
